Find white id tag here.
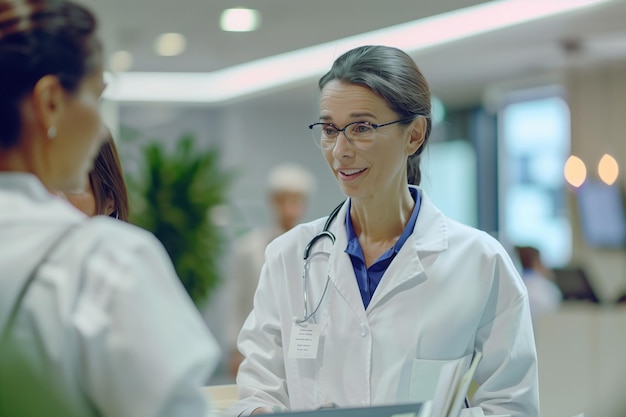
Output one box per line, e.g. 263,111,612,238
288,322,322,359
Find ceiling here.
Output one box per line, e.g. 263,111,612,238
79,0,626,108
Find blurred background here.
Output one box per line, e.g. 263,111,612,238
80,1,626,416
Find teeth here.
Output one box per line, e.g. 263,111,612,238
341,169,364,175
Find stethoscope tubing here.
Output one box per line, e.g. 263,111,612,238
298,202,344,324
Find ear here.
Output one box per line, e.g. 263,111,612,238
407,116,427,156
104,195,116,217
31,75,66,136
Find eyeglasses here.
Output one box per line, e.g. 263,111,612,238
308,117,415,150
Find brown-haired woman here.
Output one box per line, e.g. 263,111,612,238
0,1,219,416
60,129,130,222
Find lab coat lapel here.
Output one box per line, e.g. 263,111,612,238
368,190,449,311
321,191,449,317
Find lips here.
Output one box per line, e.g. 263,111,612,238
338,168,367,180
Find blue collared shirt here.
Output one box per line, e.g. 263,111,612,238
345,187,421,309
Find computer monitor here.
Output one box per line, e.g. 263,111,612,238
576,179,626,248
552,267,599,303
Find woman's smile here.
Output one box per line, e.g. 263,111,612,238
337,168,367,181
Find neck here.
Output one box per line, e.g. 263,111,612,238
349,185,415,244
0,148,32,173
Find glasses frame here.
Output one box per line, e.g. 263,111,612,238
308,116,416,150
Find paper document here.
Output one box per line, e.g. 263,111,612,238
408,352,482,417
445,352,482,417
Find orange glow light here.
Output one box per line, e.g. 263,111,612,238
598,154,619,185
564,155,587,188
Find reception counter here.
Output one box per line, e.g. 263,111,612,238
534,303,626,417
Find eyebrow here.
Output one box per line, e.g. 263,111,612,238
349,112,377,119
318,112,377,122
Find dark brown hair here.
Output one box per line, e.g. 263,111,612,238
90,132,130,222
318,45,432,185
515,246,541,270
0,0,101,149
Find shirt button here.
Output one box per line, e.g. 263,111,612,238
359,323,368,337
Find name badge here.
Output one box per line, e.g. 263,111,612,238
288,322,322,359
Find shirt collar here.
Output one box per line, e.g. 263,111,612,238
345,187,422,257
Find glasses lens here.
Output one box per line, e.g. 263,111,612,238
310,124,337,150
345,122,375,150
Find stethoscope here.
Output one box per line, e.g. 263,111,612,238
296,202,344,324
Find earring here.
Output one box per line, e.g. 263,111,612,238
47,126,57,139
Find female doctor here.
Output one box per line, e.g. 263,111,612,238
0,1,219,416
229,45,539,417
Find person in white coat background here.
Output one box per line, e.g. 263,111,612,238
227,45,539,417
0,1,220,416
226,163,315,377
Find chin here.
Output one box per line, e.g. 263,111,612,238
337,183,361,198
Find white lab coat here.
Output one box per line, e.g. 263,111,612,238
229,188,539,417
0,173,220,417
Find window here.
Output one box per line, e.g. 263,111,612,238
421,140,477,228
499,90,571,267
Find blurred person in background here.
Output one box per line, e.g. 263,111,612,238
515,246,563,322
226,162,315,377
57,128,130,221
228,45,538,417
0,1,219,416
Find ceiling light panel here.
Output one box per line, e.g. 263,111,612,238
220,8,261,32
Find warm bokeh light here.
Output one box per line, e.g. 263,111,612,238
564,155,587,187
109,50,133,72
220,8,261,32
598,153,619,185
154,33,186,57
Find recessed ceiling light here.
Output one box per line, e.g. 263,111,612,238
109,50,133,72
220,8,261,32
154,33,186,57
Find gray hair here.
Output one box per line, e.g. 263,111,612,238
318,45,431,185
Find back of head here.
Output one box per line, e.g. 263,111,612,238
89,132,130,221
267,163,315,231
0,0,101,149
515,246,541,270
318,45,432,185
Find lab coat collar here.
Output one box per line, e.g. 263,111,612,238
0,172,54,203
369,188,449,310
323,187,449,315
407,186,449,254
325,187,449,256
0,172,84,224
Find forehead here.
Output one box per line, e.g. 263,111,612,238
319,80,393,119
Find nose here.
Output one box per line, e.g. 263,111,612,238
331,130,354,159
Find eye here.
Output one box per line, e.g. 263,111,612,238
322,124,339,137
351,123,374,135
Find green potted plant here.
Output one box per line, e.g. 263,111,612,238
126,133,233,307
